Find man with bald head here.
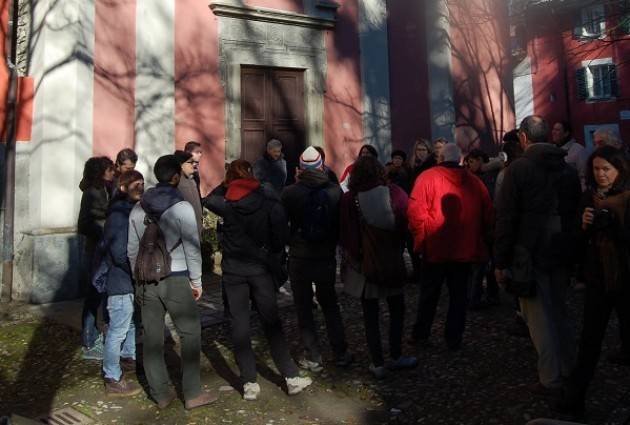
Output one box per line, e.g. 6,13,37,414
494,115,581,397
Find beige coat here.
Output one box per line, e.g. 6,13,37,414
178,173,203,238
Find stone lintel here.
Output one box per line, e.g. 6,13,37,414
209,1,336,29
22,227,78,237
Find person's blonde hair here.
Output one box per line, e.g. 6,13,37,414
408,138,433,167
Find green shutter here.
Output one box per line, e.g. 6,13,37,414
608,64,618,97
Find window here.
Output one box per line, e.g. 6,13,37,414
577,60,618,101
574,4,606,38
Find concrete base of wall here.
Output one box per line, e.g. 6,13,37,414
14,229,85,304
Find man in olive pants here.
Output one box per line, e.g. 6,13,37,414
128,155,215,410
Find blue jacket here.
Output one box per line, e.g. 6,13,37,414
104,199,136,296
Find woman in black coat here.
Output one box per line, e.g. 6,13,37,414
77,156,114,360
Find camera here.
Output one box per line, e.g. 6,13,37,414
592,208,614,231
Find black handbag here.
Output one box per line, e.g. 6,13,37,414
504,244,537,298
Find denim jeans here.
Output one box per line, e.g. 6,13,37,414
82,239,108,348
82,285,107,348
103,294,136,381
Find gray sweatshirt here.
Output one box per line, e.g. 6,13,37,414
127,201,203,288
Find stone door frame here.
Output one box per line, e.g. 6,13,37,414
210,1,336,161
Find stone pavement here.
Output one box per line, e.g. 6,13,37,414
1,272,630,425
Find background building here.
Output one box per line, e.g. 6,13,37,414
0,0,513,303
511,0,630,146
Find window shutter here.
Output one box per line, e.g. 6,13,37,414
608,64,618,97
576,68,588,100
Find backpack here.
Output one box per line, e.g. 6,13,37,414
91,238,110,293
300,187,331,242
134,214,171,284
355,197,406,288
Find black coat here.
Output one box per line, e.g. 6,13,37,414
281,169,341,260
412,155,437,180
494,143,582,269
253,153,287,193
78,186,110,242
204,181,288,277
103,199,135,296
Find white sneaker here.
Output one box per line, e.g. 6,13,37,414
243,382,260,401
286,376,313,395
298,359,324,373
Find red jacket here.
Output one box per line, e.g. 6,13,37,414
408,164,493,263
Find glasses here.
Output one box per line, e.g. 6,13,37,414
416,148,428,152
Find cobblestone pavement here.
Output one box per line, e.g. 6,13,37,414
1,270,629,425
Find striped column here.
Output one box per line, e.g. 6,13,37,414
93,0,136,158
135,0,176,183
358,0,392,158
27,0,95,229
425,0,455,142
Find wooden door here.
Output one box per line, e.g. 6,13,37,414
241,67,305,183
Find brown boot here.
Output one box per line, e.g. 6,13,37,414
184,391,218,410
104,377,143,397
156,389,177,409
120,357,136,372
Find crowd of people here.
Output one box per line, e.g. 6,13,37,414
76,117,629,420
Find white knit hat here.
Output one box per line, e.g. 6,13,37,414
299,146,323,170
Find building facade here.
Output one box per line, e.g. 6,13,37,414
0,0,513,303
511,0,630,147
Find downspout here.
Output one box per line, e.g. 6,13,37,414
1,0,20,302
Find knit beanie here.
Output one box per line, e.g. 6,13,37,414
299,146,323,170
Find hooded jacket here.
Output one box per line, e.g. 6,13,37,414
127,183,203,287
104,198,135,296
253,153,287,193
204,179,289,277
494,143,581,269
408,163,493,263
281,168,342,260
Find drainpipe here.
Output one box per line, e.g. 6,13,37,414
1,0,20,303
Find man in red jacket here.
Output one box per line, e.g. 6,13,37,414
408,143,494,349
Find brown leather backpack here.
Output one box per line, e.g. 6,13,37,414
134,214,172,284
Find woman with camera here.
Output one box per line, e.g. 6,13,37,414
560,146,630,418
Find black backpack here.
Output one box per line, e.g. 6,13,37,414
300,187,331,242
134,214,171,284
